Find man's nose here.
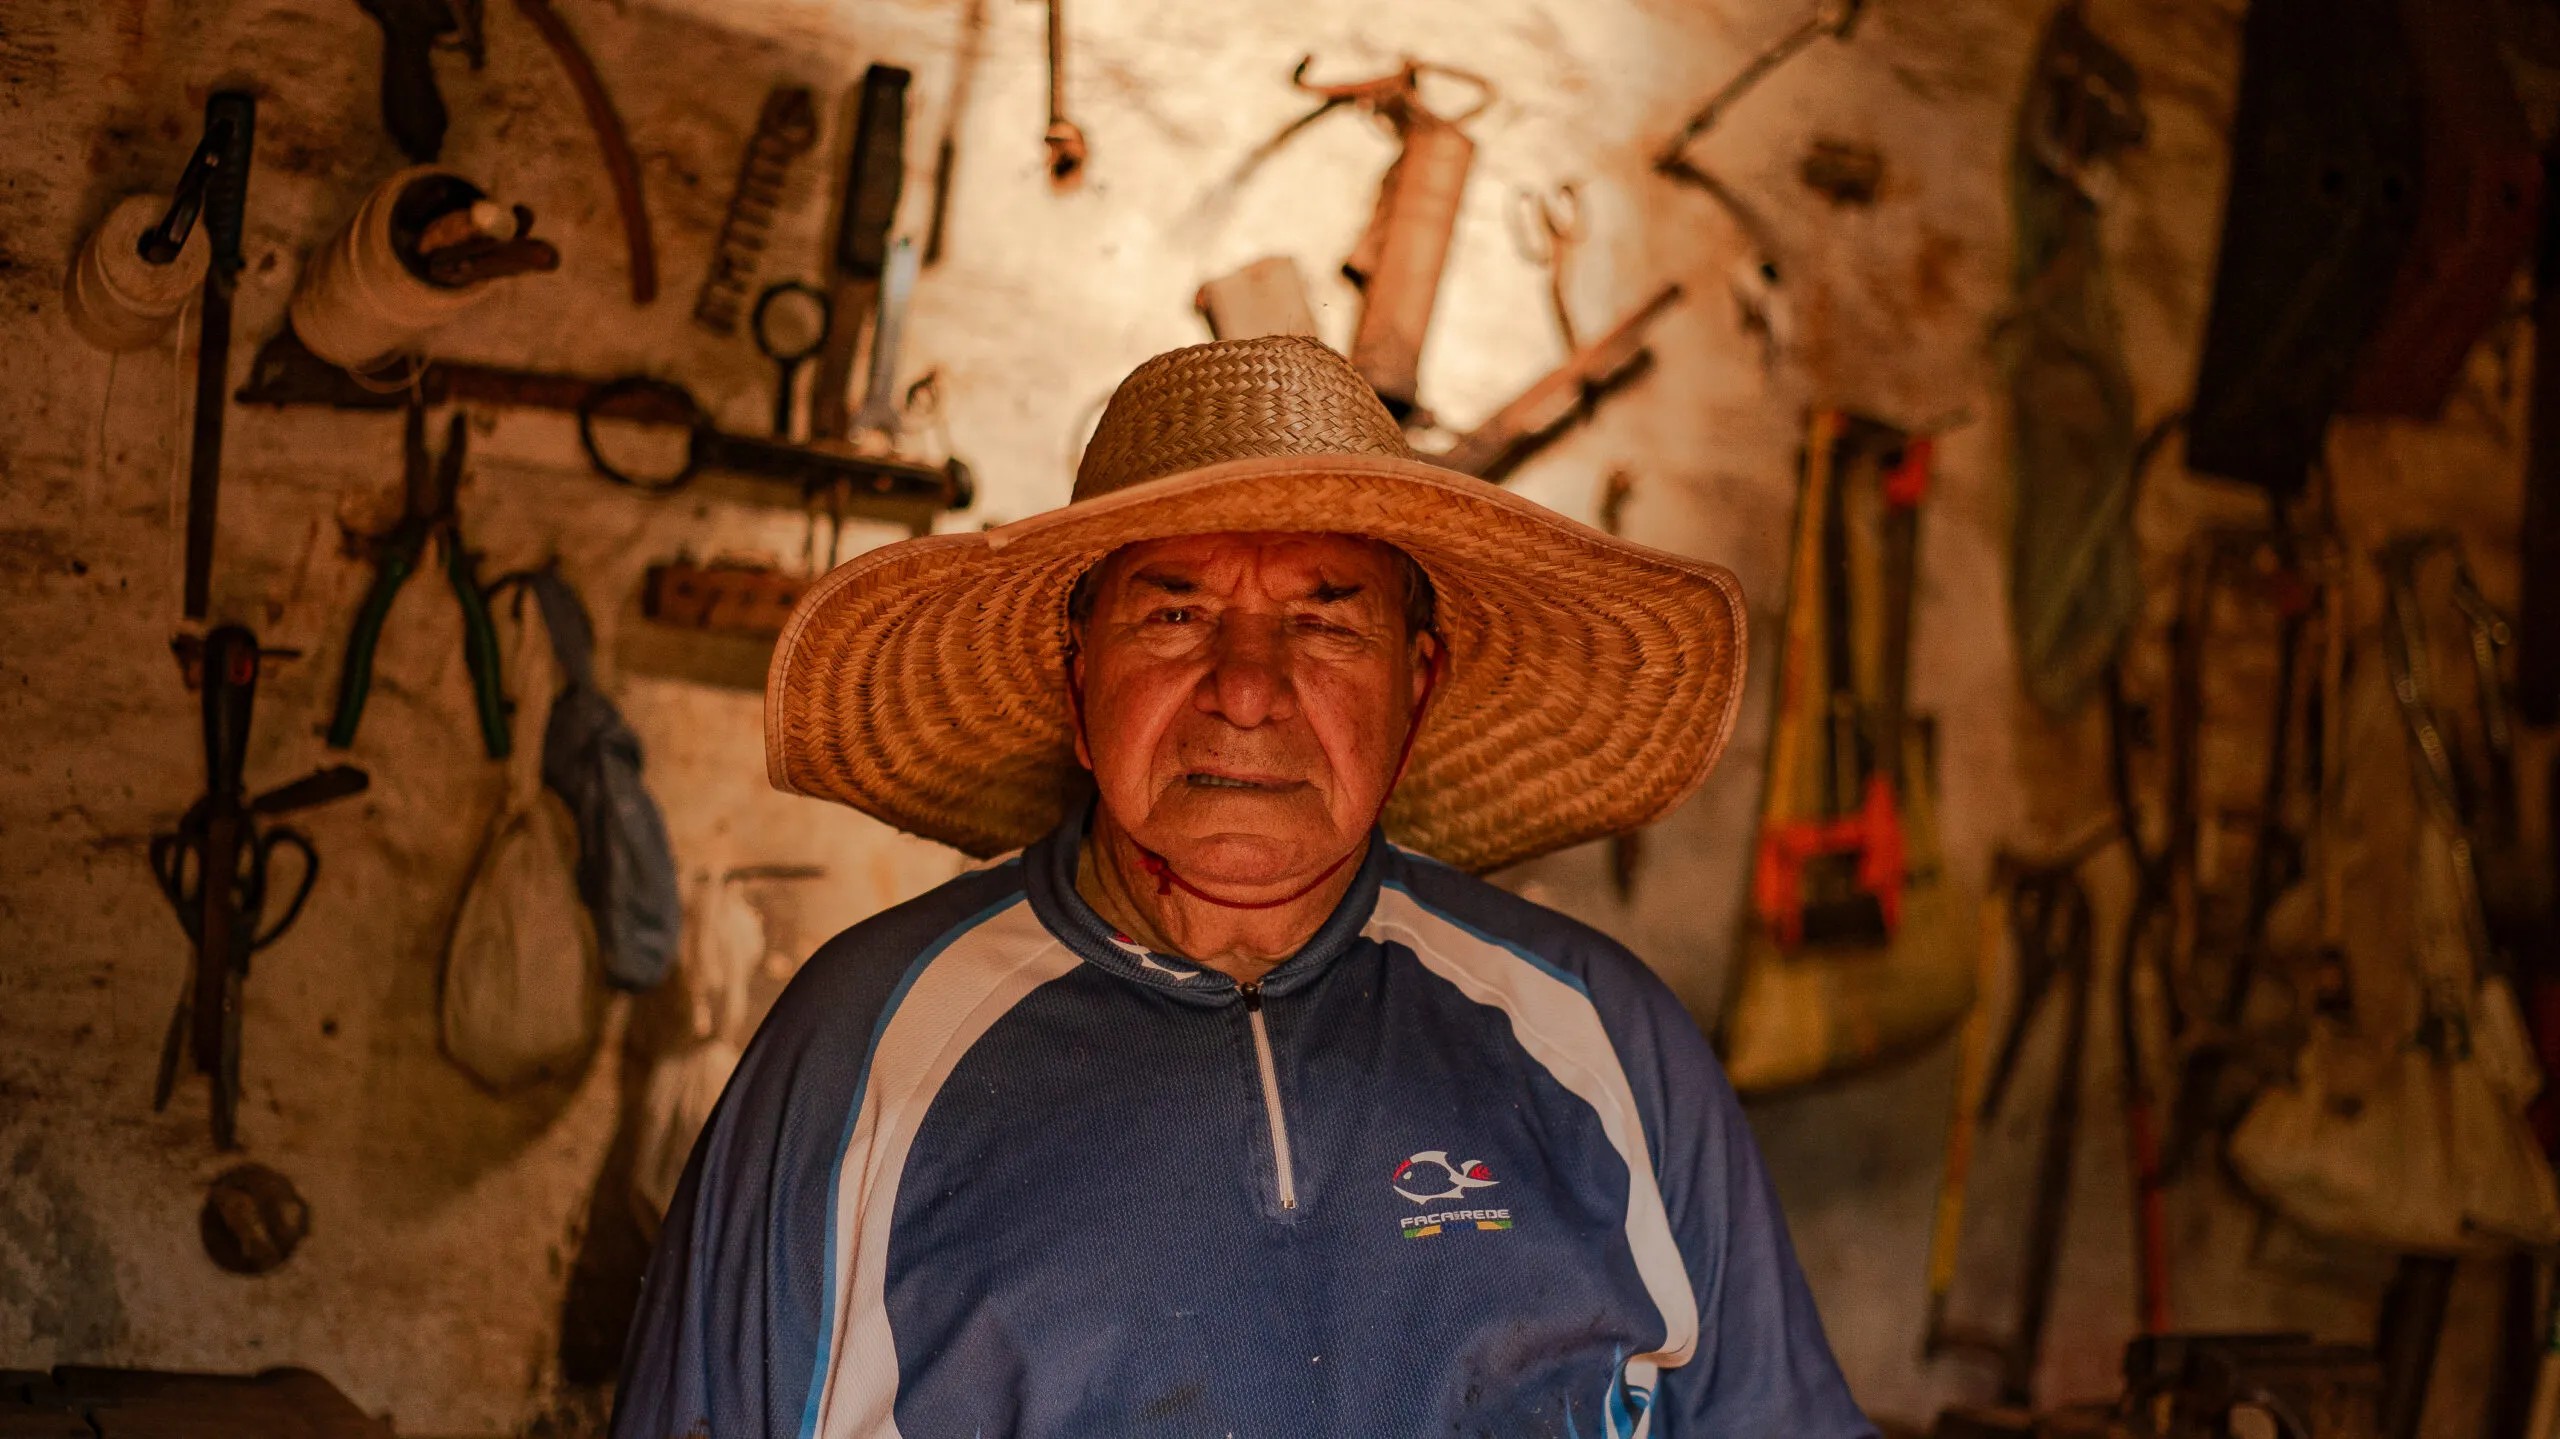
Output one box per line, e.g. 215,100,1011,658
1195,615,1295,728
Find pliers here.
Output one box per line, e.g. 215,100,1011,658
326,403,510,758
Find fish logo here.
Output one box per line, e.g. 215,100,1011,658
1391,1150,1497,1206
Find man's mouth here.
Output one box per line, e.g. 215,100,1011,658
1183,771,1295,791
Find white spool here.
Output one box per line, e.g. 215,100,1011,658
289,166,501,371
62,194,210,353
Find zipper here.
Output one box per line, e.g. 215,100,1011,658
1239,982,1299,1211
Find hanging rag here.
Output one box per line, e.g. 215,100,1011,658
2002,1,2148,715
528,567,682,990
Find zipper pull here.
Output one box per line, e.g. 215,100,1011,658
1239,980,1262,1012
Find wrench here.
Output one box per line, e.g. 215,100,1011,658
850,237,919,439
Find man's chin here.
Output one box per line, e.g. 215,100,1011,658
1165,847,1349,893
1131,816,1361,893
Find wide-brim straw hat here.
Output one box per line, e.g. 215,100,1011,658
765,335,1747,874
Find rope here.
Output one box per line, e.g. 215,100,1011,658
66,194,208,352
290,167,492,370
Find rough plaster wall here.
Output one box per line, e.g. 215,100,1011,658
0,0,2526,1433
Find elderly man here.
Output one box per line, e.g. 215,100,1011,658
614,338,1871,1438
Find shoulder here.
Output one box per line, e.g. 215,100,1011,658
1374,846,1733,1156
1375,845,1685,1020
727,859,1037,1106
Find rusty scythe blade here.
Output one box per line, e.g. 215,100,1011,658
512,0,658,304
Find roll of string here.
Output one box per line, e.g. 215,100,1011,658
64,194,210,353
289,166,495,371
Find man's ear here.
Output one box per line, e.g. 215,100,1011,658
1409,628,1443,712
1069,645,1093,771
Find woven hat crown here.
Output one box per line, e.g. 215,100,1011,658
1073,336,1414,500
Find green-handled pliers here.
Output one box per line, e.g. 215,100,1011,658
326,403,510,758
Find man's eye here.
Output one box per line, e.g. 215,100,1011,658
1149,607,1197,626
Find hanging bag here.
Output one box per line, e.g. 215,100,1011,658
2230,821,2560,1251
442,587,603,1091
2231,536,2560,1252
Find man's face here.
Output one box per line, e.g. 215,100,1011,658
1073,532,1434,888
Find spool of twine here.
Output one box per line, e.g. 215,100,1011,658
290,166,497,370
63,194,210,352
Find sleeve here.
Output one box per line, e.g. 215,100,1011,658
607,1018,854,1439
1587,952,1878,1439
608,922,920,1439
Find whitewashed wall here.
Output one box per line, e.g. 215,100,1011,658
0,0,2522,1432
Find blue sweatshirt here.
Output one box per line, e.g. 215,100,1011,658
613,816,1872,1439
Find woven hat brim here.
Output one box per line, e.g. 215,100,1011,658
765,453,1747,874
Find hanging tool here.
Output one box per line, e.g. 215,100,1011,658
1432,283,1685,482
1724,412,1974,1094
137,128,228,264
1923,859,2096,1409
2004,2,2149,716
1288,55,1492,420
925,0,987,264
1652,0,1865,311
2379,533,2526,929
1195,255,1320,340
238,327,695,424
151,627,370,1149
1432,184,1682,485
2156,527,2343,1175
1655,0,1866,176
575,375,970,534
644,560,808,635
181,92,257,622
510,0,656,304
326,404,511,758
416,201,559,285
751,281,832,439
1595,467,1646,900
2105,663,2178,1337
1750,418,1931,948
1042,0,1087,184
1514,181,1586,351
811,65,911,441
694,86,821,335
352,0,484,162
849,237,919,440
